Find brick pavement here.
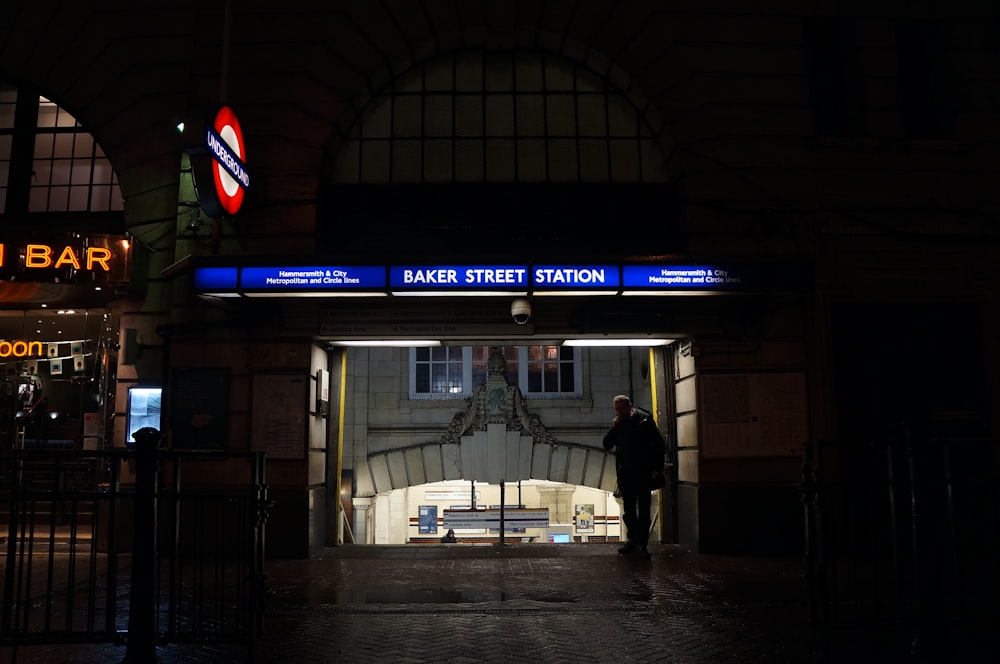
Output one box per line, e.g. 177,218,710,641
3,543,825,664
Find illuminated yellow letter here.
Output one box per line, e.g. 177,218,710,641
54,246,82,270
86,247,112,271
25,244,53,268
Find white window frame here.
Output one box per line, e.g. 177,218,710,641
408,345,582,399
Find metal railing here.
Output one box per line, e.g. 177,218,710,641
802,436,997,661
1,431,270,662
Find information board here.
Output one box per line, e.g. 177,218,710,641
251,373,307,459
442,508,549,530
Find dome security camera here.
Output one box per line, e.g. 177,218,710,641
511,298,532,325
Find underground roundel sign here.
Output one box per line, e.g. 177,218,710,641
205,106,249,216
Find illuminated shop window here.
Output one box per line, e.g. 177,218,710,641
0,83,123,215
410,345,580,399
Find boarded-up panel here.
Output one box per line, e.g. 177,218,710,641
599,461,617,493
441,443,462,480
386,450,408,488
582,450,606,489
404,447,426,485
517,436,533,479
675,374,698,413
422,445,444,483
486,424,506,483
369,454,391,493
699,371,807,458
550,446,570,483
504,434,530,481
531,443,551,480
566,447,588,485
461,431,490,481
677,411,699,448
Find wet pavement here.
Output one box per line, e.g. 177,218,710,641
4,543,829,663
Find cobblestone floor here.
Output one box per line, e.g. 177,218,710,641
0,543,829,664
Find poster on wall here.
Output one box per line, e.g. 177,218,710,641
418,505,438,534
575,504,595,533
251,373,307,460
170,368,229,449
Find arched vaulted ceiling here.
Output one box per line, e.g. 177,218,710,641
4,1,995,255
0,1,683,236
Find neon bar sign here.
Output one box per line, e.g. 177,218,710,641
1,244,113,271
0,234,131,284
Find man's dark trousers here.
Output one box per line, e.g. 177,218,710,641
620,478,650,546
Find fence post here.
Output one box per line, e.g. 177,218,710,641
123,427,162,664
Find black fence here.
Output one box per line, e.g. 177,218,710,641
802,437,997,661
1,435,270,662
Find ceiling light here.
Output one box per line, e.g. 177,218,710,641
328,340,441,347
563,338,674,347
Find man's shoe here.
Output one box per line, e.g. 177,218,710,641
635,545,651,559
617,542,636,555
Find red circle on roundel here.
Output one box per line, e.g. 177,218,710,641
211,106,247,215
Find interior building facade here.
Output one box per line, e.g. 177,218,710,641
1,1,997,558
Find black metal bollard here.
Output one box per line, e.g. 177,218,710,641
123,426,162,663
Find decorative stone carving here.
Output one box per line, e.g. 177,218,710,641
439,349,555,445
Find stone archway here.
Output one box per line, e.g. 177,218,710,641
366,350,616,493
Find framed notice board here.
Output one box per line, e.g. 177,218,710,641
170,368,229,449
251,372,308,460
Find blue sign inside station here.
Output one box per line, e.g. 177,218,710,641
241,266,386,290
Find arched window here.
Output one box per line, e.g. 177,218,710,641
0,83,123,216
333,50,668,184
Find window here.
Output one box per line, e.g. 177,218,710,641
414,346,465,394
0,83,123,216
410,345,580,398
334,50,668,185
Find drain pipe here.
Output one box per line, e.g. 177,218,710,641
499,481,505,547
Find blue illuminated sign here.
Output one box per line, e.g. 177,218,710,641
193,266,238,290
241,266,385,290
622,265,746,289
531,265,619,289
390,265,529,289
191,262,763,296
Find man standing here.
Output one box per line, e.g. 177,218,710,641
603,394,666,558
